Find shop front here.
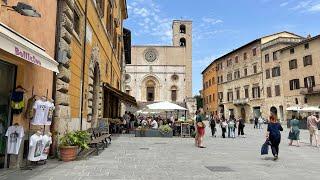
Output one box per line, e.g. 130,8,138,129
0,23,58,168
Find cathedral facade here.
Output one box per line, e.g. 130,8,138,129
124,20,194,111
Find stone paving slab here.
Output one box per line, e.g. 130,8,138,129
0,123,319,180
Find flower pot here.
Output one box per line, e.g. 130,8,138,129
59,146,78,162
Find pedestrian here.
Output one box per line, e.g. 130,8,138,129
288,115,300,147
307,113,320,147
238,117,245,137
258,115,264,129
254,117,258,129
209,113,216,137
228,116,236,138
266,115,283,160
195,110,206,148
220,116,227,138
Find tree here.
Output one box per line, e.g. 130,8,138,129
194,95,203,110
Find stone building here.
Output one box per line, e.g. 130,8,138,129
125,20,195,115
54,0,133,137
202,62,218,115
261,34,304,121
0,0,58,168
202,32,306,121
280,35,320,116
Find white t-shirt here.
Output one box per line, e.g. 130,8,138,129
41,135,52,160
28,134,43,161
44,101,55,125
32,100,47,125
5,125,24,155
151,120,158,129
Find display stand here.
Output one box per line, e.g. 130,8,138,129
21,86,34,170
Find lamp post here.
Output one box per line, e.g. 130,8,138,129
1,2,41,17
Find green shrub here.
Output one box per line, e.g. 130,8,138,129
159,124,173,134
60,130,90,150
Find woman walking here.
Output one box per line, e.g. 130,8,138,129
209,113,216,137
266,115,283,160
195,110,206,148
228,115,236,138
288,115,300,147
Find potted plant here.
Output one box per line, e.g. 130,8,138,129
59,130,90,162
159,125,173,137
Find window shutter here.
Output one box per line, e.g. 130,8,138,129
304,77,308,88
312,76,315,87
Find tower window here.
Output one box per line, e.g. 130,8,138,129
180,24,186,34
180,38,186,47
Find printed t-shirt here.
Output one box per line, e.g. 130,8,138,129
5,125,24,154
32,100,47,125
40,135,52,160
44,101,55,125
28,134,43,161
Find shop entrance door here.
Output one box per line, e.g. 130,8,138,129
0,60,16,168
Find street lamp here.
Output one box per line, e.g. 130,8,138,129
1,2,41,17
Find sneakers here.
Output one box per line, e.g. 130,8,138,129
274,155,278,161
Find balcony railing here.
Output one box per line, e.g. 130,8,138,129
300,85,320,95
233,98,249,105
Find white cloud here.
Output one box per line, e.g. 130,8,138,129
308,3,320,12
201,17,223,25
280,2,289,7
126,0,172,44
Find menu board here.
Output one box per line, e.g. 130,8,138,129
181,123,190,137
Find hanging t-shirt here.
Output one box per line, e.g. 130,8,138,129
40,135,52,160
32,100,47,125
44,101,55,125
28,134,43,161
5,125,24,155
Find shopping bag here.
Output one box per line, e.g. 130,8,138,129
261,141,269,155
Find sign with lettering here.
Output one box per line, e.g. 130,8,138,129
15,47,42,66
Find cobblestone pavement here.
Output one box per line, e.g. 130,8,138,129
1,123,319,180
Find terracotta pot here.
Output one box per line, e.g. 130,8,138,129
59,146,78,162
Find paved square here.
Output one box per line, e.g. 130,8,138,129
1,123,319,180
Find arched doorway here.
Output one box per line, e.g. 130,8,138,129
146,80,155,102
241,107,246,121
270,106,278,118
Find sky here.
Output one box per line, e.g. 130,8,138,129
124,0,320,96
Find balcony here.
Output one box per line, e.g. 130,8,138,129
300,85,320,95
233,98,249,105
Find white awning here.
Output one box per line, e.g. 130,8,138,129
147,101,188,111
0,23,59,73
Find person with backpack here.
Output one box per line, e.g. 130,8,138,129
209,113,216,137
238,117,245,137
220,116,227,138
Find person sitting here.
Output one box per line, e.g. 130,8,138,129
150,119,158,129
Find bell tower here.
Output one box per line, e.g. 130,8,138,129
172,20,192,98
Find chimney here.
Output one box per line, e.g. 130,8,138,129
307,34,312,38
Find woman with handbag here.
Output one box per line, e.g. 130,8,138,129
266,115,283,160
288,115,300,147
195,110,206,148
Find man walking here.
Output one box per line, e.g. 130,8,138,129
307,113,320,147
209,113,216,137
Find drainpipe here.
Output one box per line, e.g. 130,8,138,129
80,0,88,130
50,0,62,157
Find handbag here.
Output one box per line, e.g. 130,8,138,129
261,140,270,155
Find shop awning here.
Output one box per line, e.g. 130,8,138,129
0,23,59,73
103,83,137,106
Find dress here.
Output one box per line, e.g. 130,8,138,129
196,115,205,136
288,119,300,140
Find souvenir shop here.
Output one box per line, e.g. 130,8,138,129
0,23,59,169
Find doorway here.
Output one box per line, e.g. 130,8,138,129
241,107,246,121
0,60,16,168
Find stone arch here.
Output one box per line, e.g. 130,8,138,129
87,46,103,127
141,75,161,102
180,38,186,47
170,85,178,102
180,24,186,34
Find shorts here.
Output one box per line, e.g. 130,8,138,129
309,127,319,135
